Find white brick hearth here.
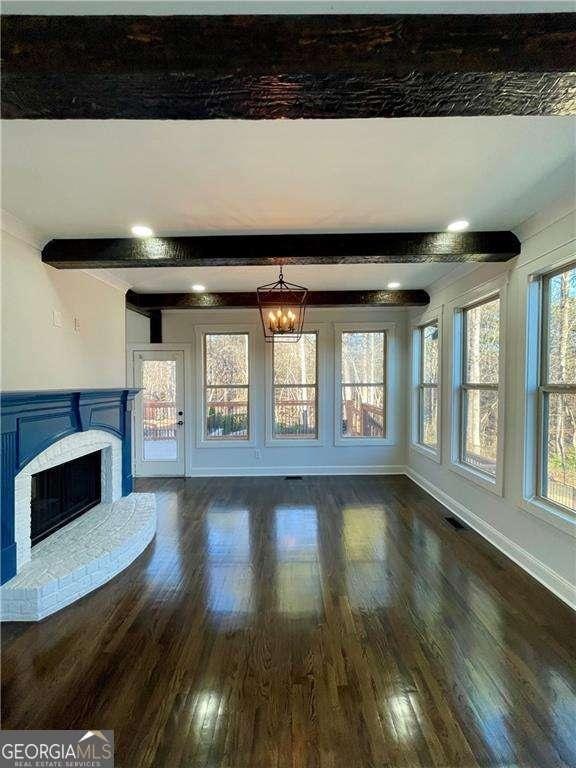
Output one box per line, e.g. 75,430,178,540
1,428,156,622
0,492,156,621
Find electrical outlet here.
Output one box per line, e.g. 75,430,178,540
52,310,62,328
254,449,261,460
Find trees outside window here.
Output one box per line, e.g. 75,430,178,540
539,263,576,512
204,333,249,440
460,297,500,476
417,322,439,449
272,333,318,438
340,331,386,438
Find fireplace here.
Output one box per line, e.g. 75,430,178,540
0,389,157,622
31,450,102,545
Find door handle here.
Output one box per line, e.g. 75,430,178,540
177,420,185,426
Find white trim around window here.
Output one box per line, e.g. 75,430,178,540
410,307,443,463
449,277,507,496
520,252,576,537
194,324,257,449
333,322,397,447
265,324,327,447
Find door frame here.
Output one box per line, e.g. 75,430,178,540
127,343,193,477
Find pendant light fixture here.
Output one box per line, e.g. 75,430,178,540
256,266,308,342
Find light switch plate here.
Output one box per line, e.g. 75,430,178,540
52,309,62,327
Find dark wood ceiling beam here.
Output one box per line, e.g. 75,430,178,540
126,289,430,310
42,231,520,269
3,14,575,119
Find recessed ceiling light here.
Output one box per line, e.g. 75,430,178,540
387,281,401,289
447,220,470,232
192,284,206,292
131,224,154,237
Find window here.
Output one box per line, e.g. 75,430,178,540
203,333,249,440
539,263,576,512
272,333,317,438
460,297,500,477
340,331,386,438
416,321,439,449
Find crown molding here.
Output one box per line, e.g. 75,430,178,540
0,209,45,251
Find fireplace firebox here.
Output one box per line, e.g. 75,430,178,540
31,450,102,545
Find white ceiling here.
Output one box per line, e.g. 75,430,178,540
113,262,477,293
2,0,576,16
3,115,574,291
4,1,574,13
3,117,574,240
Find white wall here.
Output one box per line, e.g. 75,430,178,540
1,214,127,390
158,306,408,475
407,208,576,608
126,308,150,343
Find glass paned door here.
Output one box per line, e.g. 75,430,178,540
134,350,186,476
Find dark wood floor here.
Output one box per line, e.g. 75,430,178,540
2,476,575,768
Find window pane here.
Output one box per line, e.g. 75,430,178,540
546,265,576,385
341,332,385,384
465,299,500,385
463,389,498,475
205,334,248,386
273,334,317,385
421,387,438,448
422,323,439,384
274,386,317,437
206,387,248,439
142,360,178,461
543,392,576,511
341,385,384,437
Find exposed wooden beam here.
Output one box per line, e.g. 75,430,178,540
126,289,429,310
149,310,162,343
3,14,575,120
43,231,520,269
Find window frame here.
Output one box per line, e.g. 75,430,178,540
536,261,576,516
449,279,507,496
266,326,326,447
195,325,257,448
410,309,442,462
334,322,397,447
460,296,500,475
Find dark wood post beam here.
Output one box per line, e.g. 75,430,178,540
43,231,520,269
126,289,429,310
2,14,575,119
149,310,162,343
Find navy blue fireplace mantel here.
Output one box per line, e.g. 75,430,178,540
1,389,139,584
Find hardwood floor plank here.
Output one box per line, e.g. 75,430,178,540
2,476,575,768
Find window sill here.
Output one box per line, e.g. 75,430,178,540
197,438,256,449
449,460,503,497
410,442,441,463
518,496,576,538
334,436,396,447
265,437,324,448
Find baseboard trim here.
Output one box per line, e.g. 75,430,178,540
405,467,576,612
185,465,406,478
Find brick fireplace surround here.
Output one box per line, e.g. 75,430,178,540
0,390,156,621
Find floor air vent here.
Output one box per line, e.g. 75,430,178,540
285,476,303,481
444,516,468,531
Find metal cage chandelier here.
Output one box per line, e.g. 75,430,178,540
257,266,308,342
